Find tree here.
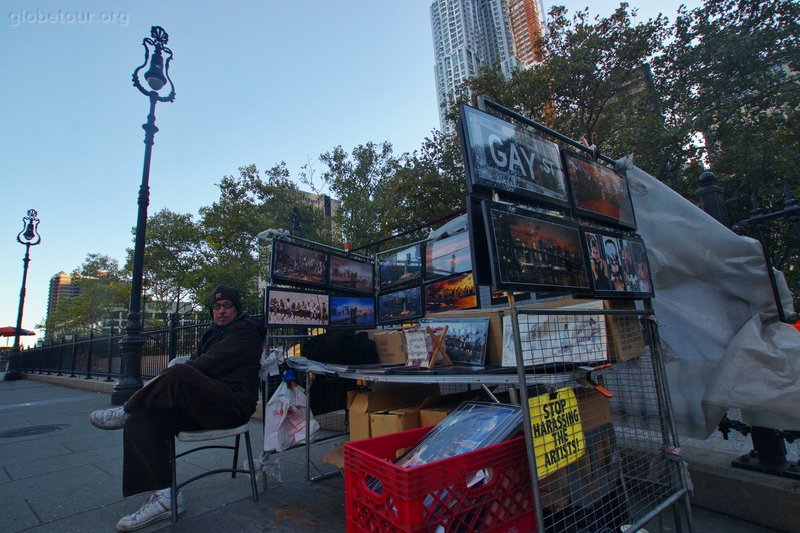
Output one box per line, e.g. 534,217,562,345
197,163,330,311
379,130,467,245
131,209,206,325
654,0,800,279
43,254,129,339
318,142,399,248
462,3,687,184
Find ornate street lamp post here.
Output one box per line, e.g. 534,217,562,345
111,26,176,404
5,209,42,381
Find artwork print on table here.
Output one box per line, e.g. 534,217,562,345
419,317,490,366
459,104,569,207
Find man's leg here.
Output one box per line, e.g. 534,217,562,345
124,364,243,429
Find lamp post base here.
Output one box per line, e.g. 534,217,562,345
3,370,24,381
111,380,142,405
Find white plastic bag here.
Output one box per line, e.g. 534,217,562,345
263,381,320,452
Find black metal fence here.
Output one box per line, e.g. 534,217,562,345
16,318,258,381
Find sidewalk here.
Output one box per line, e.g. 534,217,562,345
0,377,793,532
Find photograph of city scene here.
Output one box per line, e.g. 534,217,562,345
329,295,375,327
328,254,374,294
487,204,589,291
272,241,327,287
425,272,478,313
379,243,423,288
378,285,424,323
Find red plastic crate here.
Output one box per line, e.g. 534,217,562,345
344,426,536,532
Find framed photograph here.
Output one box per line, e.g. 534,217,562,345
377,285,424,324
328,253,374,295
501,300,608,368
329,295,376,327
583,229,654,298
424,272,479,313
482,200,590,293
396,402,523,468
467,196,493,286
425,231,472,281
458,104,569,208
563,150,636,230
377,242,424,290
271,240,328,289
419,317,490,366
265,288,329,326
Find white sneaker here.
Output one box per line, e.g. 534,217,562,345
89,406,129,430
116,490,185,531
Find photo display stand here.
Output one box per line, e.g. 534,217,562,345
455,97,694,533
262,233,377,482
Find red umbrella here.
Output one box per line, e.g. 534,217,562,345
0,326,36,337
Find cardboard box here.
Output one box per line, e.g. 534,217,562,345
363,329,407,364
370,406,421,438
603,300,644,362
417,389,488,427
346,384,439,441
427,307,505,366
576,388,613,432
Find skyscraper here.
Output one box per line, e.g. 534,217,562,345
430,0,544,131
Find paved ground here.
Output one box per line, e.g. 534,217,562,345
0,378,794,532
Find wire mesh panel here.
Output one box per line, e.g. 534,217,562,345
510,306,689,532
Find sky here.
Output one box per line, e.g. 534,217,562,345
0,0,701,347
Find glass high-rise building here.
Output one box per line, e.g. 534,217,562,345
430,0,544,131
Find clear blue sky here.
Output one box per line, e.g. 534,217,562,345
0,0,699,346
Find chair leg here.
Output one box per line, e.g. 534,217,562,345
244,431,259,501
170,437,178,522
232,434,241,478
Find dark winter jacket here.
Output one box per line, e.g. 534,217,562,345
187,313,266,419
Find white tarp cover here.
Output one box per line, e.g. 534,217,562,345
622,159,799,437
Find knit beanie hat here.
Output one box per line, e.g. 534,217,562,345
209,285,242,314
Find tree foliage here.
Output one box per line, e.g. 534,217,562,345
42,254,129,339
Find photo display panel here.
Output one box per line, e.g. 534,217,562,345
377,242,423,290
425,230,472,281
482,200,590,293
563,150,636,230
271,240,328,289
418,317,490,366
328,252,374,295
377,285,424,324
265,288,329,326
458,104,569,208
424,272,479,313
466,196,493,286
583,228,654,298
329,295,376,327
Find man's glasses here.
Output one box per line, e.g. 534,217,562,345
212,302,235,311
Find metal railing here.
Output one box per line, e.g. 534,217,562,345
17,316,263,381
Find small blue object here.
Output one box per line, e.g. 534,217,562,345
282,370,297,383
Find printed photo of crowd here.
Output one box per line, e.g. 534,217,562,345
267,289,329,326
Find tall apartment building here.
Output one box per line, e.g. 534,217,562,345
45,271,80,336
430,0,545,131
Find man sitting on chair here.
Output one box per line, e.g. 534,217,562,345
90,284,265,531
